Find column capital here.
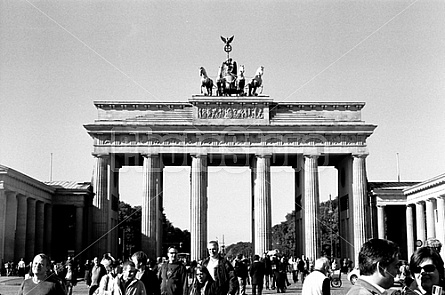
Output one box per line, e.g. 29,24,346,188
416,201,425,205
255,153,272,158
352,153,369,159
303,153,320,159
190,153,207,158
377,204,386,208
92,153,110,158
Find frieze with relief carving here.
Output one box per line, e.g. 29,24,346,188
198,106,264,119
96,132,366,147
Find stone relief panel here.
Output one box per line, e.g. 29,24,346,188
198,106,264,119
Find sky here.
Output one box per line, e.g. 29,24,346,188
1,0,445,246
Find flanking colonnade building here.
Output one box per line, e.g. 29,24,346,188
84,96,376,262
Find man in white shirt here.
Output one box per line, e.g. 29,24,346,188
302,257,331,295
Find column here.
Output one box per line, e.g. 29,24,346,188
426,199,436,239
44,204,53,255
75,206,84,255
416,202,426,243
92,154,109,256
0,190,5,261
190,154,208,261
35,201,45,254
4,192,17,261
15,195,27,261
141,154,162,259
436,197,445,261
25,198,36,261
352,154,368,263
406,205,415,259
303,154,320,261
293,155,304,257
252,155,272,256
377,205,386,239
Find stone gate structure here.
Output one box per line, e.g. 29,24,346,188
84,96,377,261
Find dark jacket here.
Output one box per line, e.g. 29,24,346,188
202,256,239,295
249,260,265,285
159,262,188,295
140,268,161,295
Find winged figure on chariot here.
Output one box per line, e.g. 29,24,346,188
199,35,264,96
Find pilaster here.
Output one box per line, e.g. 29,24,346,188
190,154,208,261
252,154,272,256
303,154,320,261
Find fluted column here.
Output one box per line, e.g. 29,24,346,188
416,202,426,243
304,154,320,261
35,201,45,254
436,197,445,261
252,155,272,256
406,205,415,259
190,154,208,261
25,198,36,261
377,205,386,239
141,154,162,259
352,154,368,263
15,195,27,261
76,206,84,255
4,192,17,261
92,154,109,255
44,203,52,255
426,199,436,238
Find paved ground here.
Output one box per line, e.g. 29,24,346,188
0,274,353,295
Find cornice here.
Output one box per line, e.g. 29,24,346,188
0,165,55,194
404,173,445,196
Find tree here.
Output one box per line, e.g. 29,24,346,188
272,211,296,256
118,201,191,259
118,202,141,260
225,242,253,260
270,197,339,258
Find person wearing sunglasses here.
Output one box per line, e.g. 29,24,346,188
406,247,445,295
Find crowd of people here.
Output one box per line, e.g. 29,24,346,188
7,237,445,295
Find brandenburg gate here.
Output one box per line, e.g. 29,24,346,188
84,96,376,262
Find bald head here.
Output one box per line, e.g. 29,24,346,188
314,257,330,274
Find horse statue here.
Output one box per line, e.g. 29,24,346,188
248,66,264,96
235,65,246,96
199,67,214,96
